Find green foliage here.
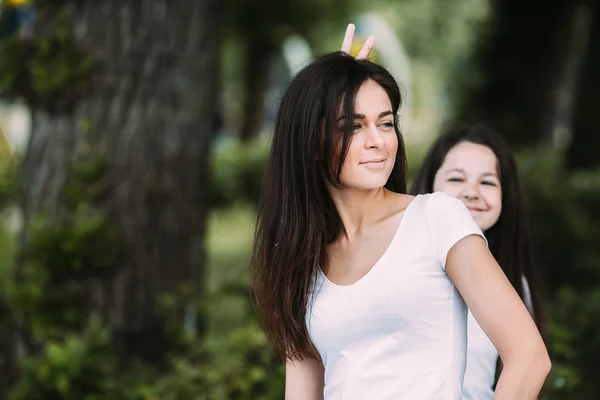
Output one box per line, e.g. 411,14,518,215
384,0,490,112
9,277,284,399
0,226,16,292
518,151,600,398
0,158,18,211
521,154,600,293
391,0,490,64
151,320,284,400
6,152,121,339
126,209,284,400
31,206,119,278
0,32,98,114
228,0,358,45
8,315,149,400
64,155,110,208
3,149,285,398
209,138,269,209
7,205,121,340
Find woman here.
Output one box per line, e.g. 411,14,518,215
411,124,548,399
249,41,549,399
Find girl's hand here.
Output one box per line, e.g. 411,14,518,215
340,23,375,60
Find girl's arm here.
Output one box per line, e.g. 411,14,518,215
446,235,550,399
340,23,375,59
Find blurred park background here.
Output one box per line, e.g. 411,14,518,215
0,0,599,399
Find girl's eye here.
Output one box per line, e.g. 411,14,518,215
448,177,463,183
380,122,394,129
353,123,362,131
482,181,498,187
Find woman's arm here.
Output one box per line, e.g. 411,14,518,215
446,235,551,400
285,358,325,400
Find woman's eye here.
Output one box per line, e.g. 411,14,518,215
353,123,362,131
482,181,497,187
448,177,463,183
380,122,394,129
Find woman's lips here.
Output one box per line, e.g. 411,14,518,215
360,159,386,169
467,206,485,213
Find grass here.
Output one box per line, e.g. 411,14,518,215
205,206,257,337
206,206,255,291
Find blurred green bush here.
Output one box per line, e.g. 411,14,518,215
518,151,600,399
209,138,270,210
7,315,150,400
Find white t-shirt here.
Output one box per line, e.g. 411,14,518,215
306,192,486,400
463,277,533,400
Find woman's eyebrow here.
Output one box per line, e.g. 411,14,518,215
337,110,393,121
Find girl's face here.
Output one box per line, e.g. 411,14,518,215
433,141,502,232
336,80,398,191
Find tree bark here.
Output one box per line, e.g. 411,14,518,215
15,0,223,365
566,1,600,171
454,0,581,147
0,300,18,395
239,37,277,143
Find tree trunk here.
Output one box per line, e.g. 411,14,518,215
454,0,581,147
239,37,276,143
0,300,18,395
566,1,600,171
15,0,223,365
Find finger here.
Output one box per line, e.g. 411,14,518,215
341,23,355,54
356,35,375,60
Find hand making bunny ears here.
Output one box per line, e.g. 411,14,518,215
340,23,376,60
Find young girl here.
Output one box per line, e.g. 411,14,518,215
249,48,549,399
411,124,548,399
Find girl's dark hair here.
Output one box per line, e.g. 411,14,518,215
249,52,407,361
410,124,547,341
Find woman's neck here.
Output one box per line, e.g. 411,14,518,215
329,187,392,242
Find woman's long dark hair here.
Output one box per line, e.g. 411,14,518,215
410,124,547,341
249,52,407,361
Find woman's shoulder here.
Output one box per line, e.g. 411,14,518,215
384,191,472,229
397,191,466,216
417,191,469,216
384,191,461,216
417,192,482,236
424,190,464,205
417,192,487,265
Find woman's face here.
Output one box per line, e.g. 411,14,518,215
433,141,502,232
336,80,398,191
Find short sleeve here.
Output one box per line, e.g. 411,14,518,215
425,192,487,269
